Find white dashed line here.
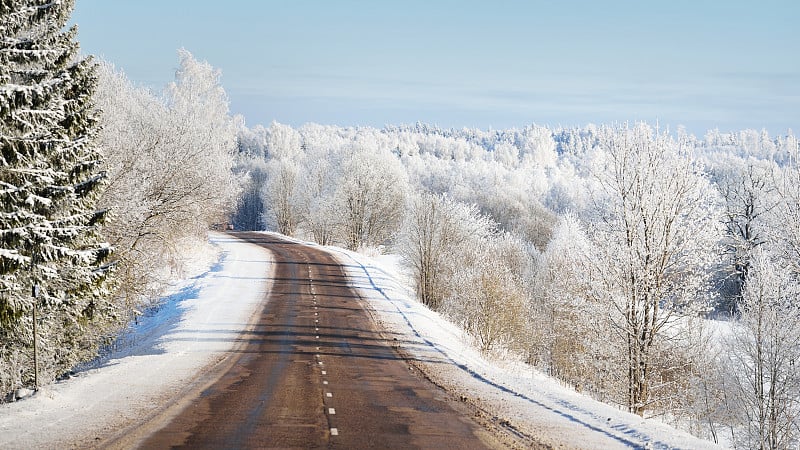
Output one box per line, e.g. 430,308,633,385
329,408,336,415
321,370,326,375
330,428,339,436
318,361,324,365
316,335,320,339
326,392,333,398
323,380,328,385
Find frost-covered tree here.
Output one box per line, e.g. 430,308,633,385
445,232,531,353
231,153,267,231
587,124,721,416
518,124,558,168
164,49,241,225
297,153,340,246
400,192,494,310
95,51,240,303
0,0,111,393
709,157,777,310
400,191,530,353
723,250,800,450
259,122,304,235
530,216,618,396
773,139,800,275
335,146,407,250
261,158,300,236
264,121,302,160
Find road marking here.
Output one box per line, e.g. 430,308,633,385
321,370,326,375
315,312,318,316
316,335,320,339
318,361,324,365
329,408,336,415
330,428,339,436
323,380,328,385
316,346,320,350
326,392,332,398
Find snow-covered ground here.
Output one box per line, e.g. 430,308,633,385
326,245,724,450
0,232,274,449
0,232,722,449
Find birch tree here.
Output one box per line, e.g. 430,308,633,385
400,192,494,310
710,157,777,310
335,146,407,250
261,158,300,236
530,216,618,396
773,137,800,274
297,153,339,245
95,51,240,303
724,250,800,450
588,124,721,416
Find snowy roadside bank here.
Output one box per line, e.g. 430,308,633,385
0,232,274,449
326,246,723,450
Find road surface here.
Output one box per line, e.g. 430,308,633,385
110,233,503,449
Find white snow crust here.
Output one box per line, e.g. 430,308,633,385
0,232,273,449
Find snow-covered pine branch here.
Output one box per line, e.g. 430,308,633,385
1,0,112,397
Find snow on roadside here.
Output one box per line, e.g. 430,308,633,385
0,232,273,449
326,246,724,450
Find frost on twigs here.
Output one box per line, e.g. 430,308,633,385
93,50,240,306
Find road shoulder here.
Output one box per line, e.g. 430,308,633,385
0,233,274,450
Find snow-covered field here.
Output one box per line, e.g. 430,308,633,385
0,233,273,449
326,245,724,450
0,232,722,449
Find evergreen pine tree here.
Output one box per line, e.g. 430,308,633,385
0,0,111,393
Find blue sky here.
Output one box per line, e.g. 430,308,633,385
71,0,799,136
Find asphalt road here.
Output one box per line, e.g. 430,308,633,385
127,233,500,449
